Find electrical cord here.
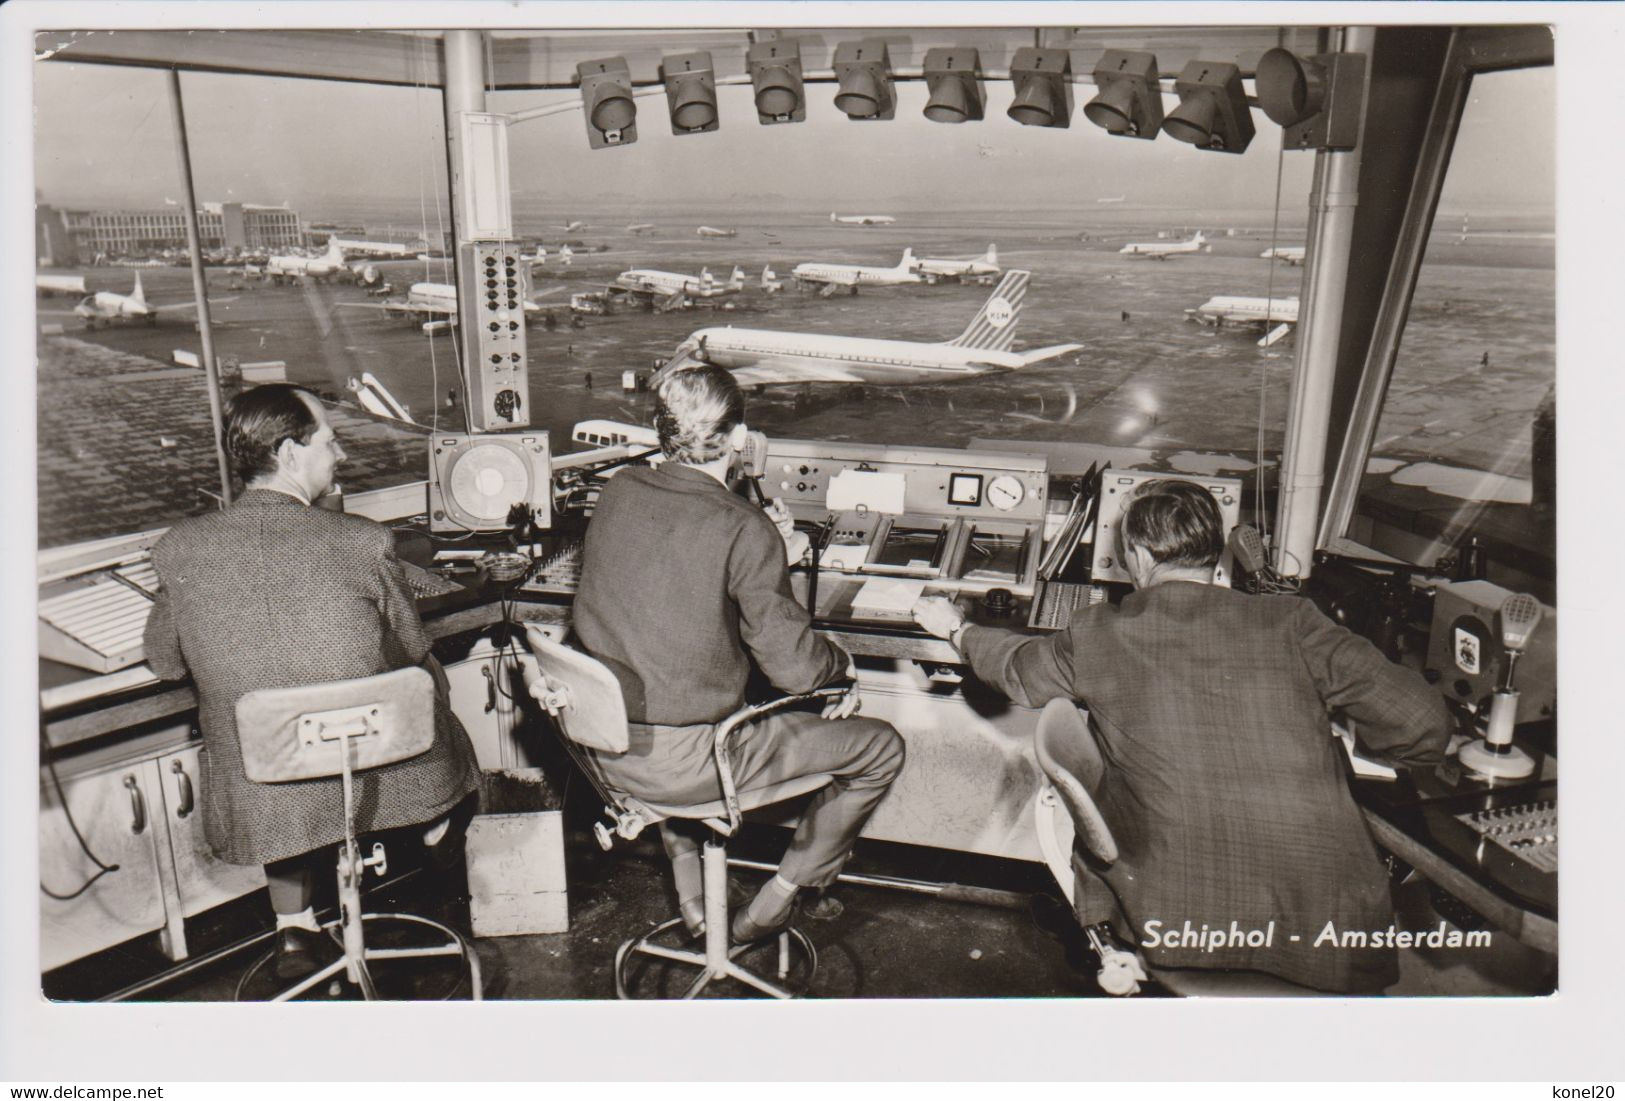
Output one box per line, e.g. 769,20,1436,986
39,733,121,901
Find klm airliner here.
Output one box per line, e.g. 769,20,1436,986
655,270,1082,387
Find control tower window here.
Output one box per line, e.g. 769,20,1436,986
34,62,451,548
1349,67,1555,599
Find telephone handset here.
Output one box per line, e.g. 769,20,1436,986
738,430,769,481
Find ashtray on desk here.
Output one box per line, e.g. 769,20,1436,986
481,552,531,582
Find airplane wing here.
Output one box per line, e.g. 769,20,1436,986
152,296,239,313
727,362,876,386
802,270,860,287
336,300,457,317
1018,343,1085,366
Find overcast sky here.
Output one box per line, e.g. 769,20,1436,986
32,51,1553,220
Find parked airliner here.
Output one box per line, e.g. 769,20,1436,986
606,266,745,311
916,245,1000,285
792,250,921,295
1260,246,1306,266
338,282,564,331
655,270,1082,387
266,239,377,284
830,212,896,226
39,273,234,329
1119,232,1209,260
1186,294,1300,347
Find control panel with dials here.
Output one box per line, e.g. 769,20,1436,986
760,438,1049,525
459,241,531,430
758,438,1050,617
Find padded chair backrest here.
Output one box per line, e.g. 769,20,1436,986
1034,698,1118,865
236,666,435,783
523,623,630,754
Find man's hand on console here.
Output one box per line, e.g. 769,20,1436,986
766,497,810,564
822,657,863,720
913,595,967,644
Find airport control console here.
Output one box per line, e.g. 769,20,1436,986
38,432,1559,951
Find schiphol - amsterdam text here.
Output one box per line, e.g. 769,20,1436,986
1140,919,1493,952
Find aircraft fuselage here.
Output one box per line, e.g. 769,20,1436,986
692,326,1019,384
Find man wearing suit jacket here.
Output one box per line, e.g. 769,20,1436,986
914,479,1450,993
572,364,904,945
144,384,480,978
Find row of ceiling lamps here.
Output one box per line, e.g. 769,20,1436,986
574,40,1363,155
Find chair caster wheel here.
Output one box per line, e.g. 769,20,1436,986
1097,950,1148,996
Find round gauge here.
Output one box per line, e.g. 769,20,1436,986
448,443,529,523
987,475,1025,511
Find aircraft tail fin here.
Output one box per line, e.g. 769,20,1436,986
947,269,1029,353
830,212,838,223
131,272,147,305
985,244,997,266
899,248,915,271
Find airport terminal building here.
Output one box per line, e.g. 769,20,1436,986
38,199,303,261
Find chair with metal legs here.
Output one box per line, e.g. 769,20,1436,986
1032,697,1150,996
522,623,845,999
1033,698,1322,997
232,666,482,1001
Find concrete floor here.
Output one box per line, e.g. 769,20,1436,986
43,810,1555,1003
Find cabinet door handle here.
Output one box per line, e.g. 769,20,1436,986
125,774,146,835
170,759,195,818
482,665,497,713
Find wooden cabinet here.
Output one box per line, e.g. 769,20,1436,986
39,759,169,972
444,639,540,771
154,745,266,920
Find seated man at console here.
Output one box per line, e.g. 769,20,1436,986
144,384,480,978
572,363,905,944
913,479,1450,993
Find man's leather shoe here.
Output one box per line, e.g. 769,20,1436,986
679,879,753,938
729,898,799,947
273,926,324,981
423,828,466,875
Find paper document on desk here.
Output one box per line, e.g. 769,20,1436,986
1334,723,1398,781
850,576,928,619
827,469,907,514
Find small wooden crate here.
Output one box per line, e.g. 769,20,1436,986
466,769,568,937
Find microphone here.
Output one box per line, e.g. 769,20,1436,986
1228,523,1269,577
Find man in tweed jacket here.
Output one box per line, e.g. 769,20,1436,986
144,384,480,976
915,479,1450,993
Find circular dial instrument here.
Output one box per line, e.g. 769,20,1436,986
986,474,1026,511
448,443,529,524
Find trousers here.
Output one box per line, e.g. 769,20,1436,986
591,709,905,888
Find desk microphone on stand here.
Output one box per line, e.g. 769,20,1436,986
1458,593,1541,780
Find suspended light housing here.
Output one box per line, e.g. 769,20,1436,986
1007,47,1073,128
661,51,719,134
1162,60,1253,153
577,57,637,148
1255,47,1366,150
1083,50,1163,139
833,39,895,120
747,39,806,124
923,47,984,123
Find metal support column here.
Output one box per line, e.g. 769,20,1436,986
1317,32,1471,547
441,30,486,410
1272,26,1372,578
166,68,232,507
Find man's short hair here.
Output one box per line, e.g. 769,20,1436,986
1120,478,1224,569
653,364,744,463
225,384,319,482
